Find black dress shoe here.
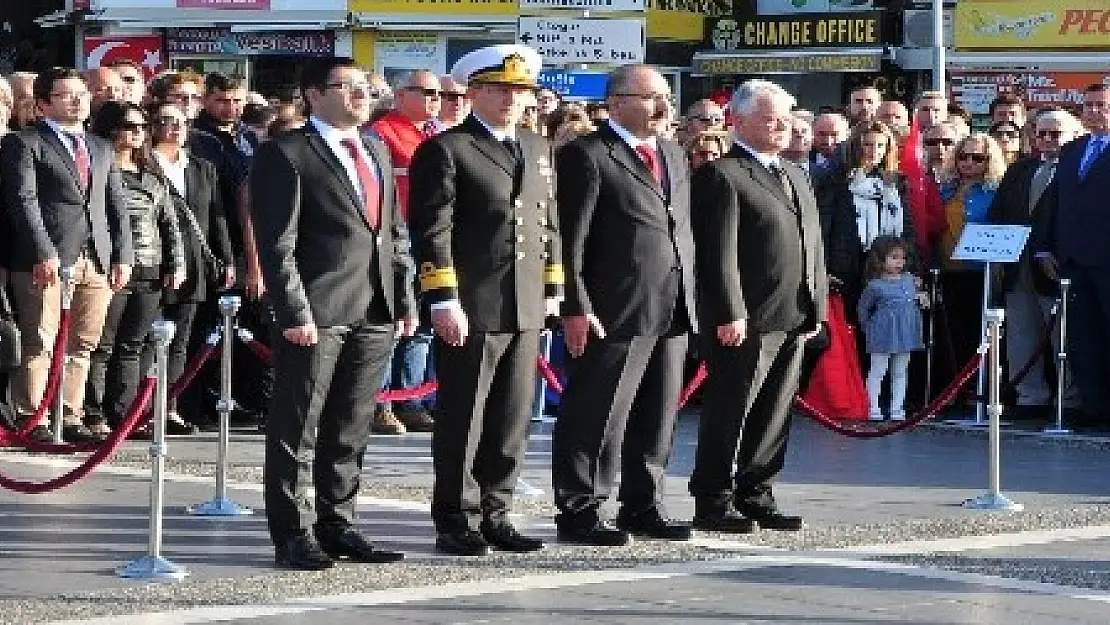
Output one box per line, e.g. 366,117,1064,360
27,425,53,443
480,521,544,552
316,528,404,563
435,530,491,556
615,510,693,541
692,502,756,534
734,502,803,531
275,534,335,571
63,423,103,444
556,519,632,546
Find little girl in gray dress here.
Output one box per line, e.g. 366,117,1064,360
858,236,925,421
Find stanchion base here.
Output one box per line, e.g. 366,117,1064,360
515,477,545,498
186,498,253,516
943,418,990,427
118,555,188,580
962,493,1024,511
1042,427,1074,436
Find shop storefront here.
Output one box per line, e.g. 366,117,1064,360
693,3,894,111
42,0,349,95
949,0,1110,125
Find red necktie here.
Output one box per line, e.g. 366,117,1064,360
340,138,380,231
66,132,90,189
636,144,662,186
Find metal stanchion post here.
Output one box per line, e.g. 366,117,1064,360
925,268,939,403
53,266,77,444
531,329,554,425
963,308,1023,511
1044,279,1073,435
119,319,188,580
187,295,251,516
973,262,993,425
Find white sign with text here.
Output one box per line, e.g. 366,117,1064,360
518,17,645,64
952,224,1031,263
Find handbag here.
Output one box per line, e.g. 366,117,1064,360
171,191,225,283
0,286,21,370
800,293,869,421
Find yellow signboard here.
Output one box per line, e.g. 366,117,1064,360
956,0,1110,50
694,51,881,74
647,0,735,42
350,0,517,15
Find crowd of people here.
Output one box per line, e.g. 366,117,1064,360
0,47,1106,570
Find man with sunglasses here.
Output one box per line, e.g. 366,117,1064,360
989,108,1083,421
1034,83,1110,429
367,70,443,436
684,99,725,136
409,44,562,556
250,56,416,570
437,75,470,128
107,59,145,106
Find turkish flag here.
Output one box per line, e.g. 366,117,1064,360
83,35,165,79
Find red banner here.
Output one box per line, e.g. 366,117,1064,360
82,35,165,79
177,0,271,8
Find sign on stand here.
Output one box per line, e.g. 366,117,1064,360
538,69,608,99
951,224,1031,263
518,16,645,64
520,0,644,10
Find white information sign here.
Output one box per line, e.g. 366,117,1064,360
520,0,645,10
951,224,1031,263
518,17,645,65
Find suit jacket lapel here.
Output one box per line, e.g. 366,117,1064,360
602,124,663,200
660,140,683,202
38,123,82,190
463,116,515,176
729,144,793,208
183,159,202,206
363,135,392,232
305,125,364,216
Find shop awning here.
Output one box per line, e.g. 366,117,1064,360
39,8,348,29
692,48,884,76
896,48,1110,72
351,13,516,34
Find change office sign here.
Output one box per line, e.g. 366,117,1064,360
518,17,646,64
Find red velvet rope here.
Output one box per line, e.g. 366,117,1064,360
535,355,565,395
0,377,156,493
169,341,219,403
0,309,71,442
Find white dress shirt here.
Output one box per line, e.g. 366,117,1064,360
310,114,380,201
154,149,188,198
733,137,782,174
607,118,657,153
44,118,84,162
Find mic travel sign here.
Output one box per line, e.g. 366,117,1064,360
518,17,645,64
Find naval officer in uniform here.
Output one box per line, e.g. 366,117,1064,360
408,44,564,556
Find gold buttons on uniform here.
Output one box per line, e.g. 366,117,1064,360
515,217,524,226
540,235,549,243
516,235,525,243
514,199,523,208
516,252,526,260
540,218,548,226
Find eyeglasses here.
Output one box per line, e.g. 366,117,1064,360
923,137,955,147
1037,130,1063,139
441,92,467,102
120,121,148,132
957,152,987,163
50,91,89,100
694,149,721,159
524,106,538,113
992,131,1020,139
120,75,140,84
169,93,203,102
155,116,185,128
405,86,441,98
614,92,674,104
326,81,376,95
692,115,724,124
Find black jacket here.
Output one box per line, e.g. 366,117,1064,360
409,115,562,332
555,122,697,338
820,171,918,283
118,169,185,278
249,122,415,330
692,145,828,334
163,154,234,304
988,155,1056,296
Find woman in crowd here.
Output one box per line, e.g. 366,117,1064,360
922,121,960,185
821,121,917,322
937,132,1006,385
85,101,186,437
149,100,235,433
684,130,729,171
990,120,1023,165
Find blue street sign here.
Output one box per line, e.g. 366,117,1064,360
537,70,608,101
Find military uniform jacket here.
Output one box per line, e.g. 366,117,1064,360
408,115,563,333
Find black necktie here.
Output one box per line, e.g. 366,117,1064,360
502,137,520,163
769,161,794,202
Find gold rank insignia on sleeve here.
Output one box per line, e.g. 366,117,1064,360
419,262,459,291
543,264,565,285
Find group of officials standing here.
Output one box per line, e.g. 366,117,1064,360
251,45,826,571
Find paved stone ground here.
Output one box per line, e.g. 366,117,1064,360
2,412,1110,624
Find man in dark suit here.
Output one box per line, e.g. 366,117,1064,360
552,64,697,546
409,45,563,557
990,108,1083,418
0,67,133,443
1035,84,1110,428
250,57,416,571
689,79,828,533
